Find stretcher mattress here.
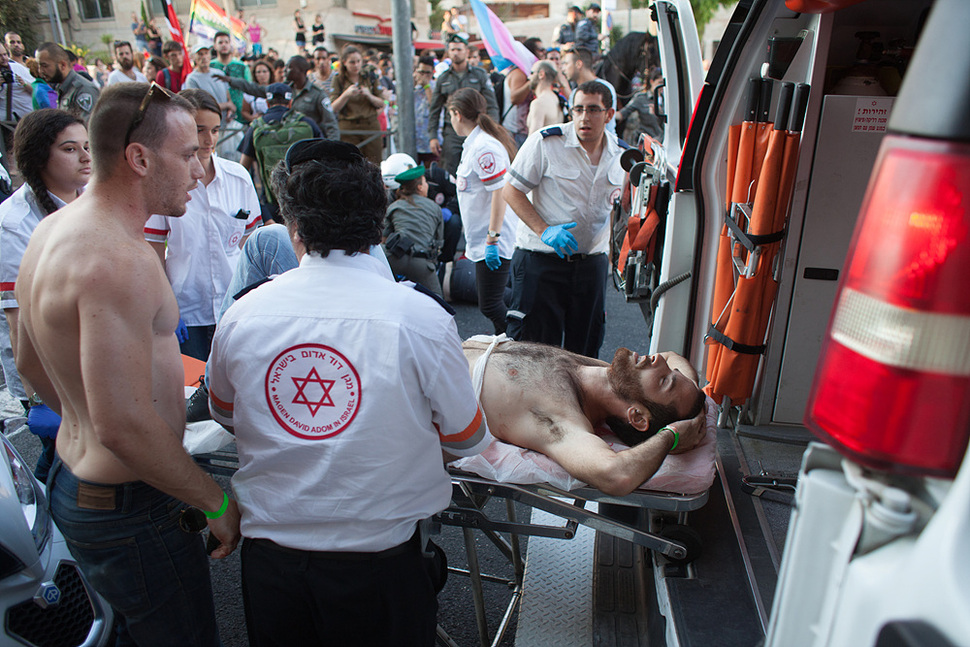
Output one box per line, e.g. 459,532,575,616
448,397,718,495
184,389,718,497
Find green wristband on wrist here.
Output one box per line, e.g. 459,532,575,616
660,426,679,451
203,491,230,519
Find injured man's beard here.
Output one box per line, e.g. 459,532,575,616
606,349,677,447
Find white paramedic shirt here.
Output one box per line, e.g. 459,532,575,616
144,155,261,326
0,185,69,399
0,61,35,119
508,122,625,255
456,125,519,261
208,251,492,552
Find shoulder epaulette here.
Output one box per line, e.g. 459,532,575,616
540,126,564,138
413,283,456,315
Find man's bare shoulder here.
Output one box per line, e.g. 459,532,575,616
28,199,164,298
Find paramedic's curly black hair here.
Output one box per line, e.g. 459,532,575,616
271,154,386,257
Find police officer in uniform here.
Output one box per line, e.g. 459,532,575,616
35,43,100,123
427,34,499,176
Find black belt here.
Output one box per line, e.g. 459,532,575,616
526,250,605,263
248,530,421,561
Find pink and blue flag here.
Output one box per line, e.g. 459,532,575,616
468,0,537,74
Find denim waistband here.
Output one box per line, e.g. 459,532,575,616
49,455,159,512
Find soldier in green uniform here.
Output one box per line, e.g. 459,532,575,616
427,34,499,175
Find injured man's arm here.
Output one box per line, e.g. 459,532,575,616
462,339,708,496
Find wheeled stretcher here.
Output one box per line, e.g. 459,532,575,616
188,396,718,647
431,399,717,646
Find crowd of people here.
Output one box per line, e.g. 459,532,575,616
0,6,686,646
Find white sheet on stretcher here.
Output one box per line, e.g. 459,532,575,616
182,387,235,455
448,396,718,495
182,387,718,496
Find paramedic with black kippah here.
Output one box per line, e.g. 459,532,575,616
207,139,492,647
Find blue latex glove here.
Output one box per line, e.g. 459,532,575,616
27,403,60,440
484,243,501,271
540,222,579,258
175,317,189,343
441,207,453,222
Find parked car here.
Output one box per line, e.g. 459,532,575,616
1,432,112,647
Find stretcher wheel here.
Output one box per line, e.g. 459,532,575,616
660,524,703,565
629,161,647,186
621,148,645,172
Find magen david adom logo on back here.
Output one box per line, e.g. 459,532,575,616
264,343,361,440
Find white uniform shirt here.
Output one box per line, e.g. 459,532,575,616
0,61,35,119
456,126,519,261
0,185,68,398
508,122,624,255
105,68,148,85
569,78,618,136
208,251,492,552
144,155,260,326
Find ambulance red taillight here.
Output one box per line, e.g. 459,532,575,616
806,135,970,477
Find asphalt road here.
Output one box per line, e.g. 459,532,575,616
3,278,651,647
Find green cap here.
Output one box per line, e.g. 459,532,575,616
395,164,426,182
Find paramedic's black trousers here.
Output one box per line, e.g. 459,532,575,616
241,534,437,647
507,249,608,358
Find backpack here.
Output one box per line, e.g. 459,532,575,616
251,110,316,204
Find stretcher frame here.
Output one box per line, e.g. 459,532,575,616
193,450,710,647
435,470,710,647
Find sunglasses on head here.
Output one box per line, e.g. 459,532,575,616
124,81,176,149
283,139,365,172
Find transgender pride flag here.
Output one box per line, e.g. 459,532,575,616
468,0,537,74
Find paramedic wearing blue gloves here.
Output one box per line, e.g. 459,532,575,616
207,139,492,647
503,80,625,357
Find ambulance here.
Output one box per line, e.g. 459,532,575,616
517,0,969,645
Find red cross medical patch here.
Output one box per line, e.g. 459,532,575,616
264,344,361,440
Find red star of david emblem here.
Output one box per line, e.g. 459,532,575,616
291,367,336,416
478,152,495,175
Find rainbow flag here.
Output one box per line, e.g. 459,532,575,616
468,0,537,74
188,0,247,53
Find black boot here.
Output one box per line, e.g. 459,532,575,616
185,376,212,422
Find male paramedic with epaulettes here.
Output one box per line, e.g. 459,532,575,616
503,80,625,358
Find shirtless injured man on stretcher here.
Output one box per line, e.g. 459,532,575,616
462,338,707,497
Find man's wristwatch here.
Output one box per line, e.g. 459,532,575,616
28,393,43,407
487,230,501,238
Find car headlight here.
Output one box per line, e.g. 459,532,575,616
1,434,52,555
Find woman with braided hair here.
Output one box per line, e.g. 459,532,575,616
0,108,89,482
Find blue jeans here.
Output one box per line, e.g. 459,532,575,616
47,457,221,647
180,324,216,362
